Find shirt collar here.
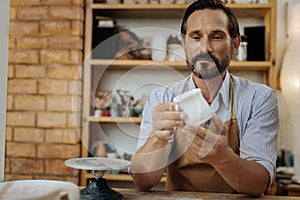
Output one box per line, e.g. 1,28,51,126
189,71,231,112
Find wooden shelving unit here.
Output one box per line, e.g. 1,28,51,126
81,0,277,186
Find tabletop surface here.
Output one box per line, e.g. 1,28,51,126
116,189,300,200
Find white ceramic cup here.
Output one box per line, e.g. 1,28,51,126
173,88,212,125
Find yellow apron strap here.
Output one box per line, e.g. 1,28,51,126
229,76,236,119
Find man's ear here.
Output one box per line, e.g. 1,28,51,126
181,36,185,48
232,36,241,55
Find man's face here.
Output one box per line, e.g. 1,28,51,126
183,9,236,79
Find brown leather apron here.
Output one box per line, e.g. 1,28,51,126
166,77,240,193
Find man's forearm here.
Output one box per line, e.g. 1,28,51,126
213,147,269,196
131,168,165,191
131,131,170,191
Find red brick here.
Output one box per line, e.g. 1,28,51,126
38,79,68,95
6,127,13,141
6,95,13,110
4,174,33,181
42,0,71,5
8,79,37,94
37,143,80,158
6,142,36,157
9,49,39,64
72,21,84,36
9,37,15,48
34,175,79,184
14,128,44,142
37,112,67,128
48,65,79,80
48,36,83,50
70,50,83,64
40,49,69,64
9,21,39,35
72,0,84,6
45,159,74,175
47,95,73,111
67,112,81,128
69,80,82,95
17,7,48,20
8,65,14,78
15,95,46,111
15,65,46,78
40,21,70,36
45,129,80,144
49,6,83,20
5,158,10,173
6,112,35,127
11,158,44,174
71,96,82,112
11,0,41,6
17,37,48,49
10,7,17,20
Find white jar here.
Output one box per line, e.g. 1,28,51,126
236,41,247,61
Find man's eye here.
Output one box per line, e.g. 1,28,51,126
191,35,200,40
212,35,223,40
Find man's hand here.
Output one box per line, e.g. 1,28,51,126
182,113,232,165
150,102,185,145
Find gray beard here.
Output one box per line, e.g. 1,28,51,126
186,53,230,79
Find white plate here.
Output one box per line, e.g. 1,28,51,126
65,157,131,171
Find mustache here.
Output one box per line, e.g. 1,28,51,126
191,53,217,65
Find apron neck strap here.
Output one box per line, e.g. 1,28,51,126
229,75,236,119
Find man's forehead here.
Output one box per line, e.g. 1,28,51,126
186,9,229,33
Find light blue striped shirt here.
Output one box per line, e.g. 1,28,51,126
137,71,279,185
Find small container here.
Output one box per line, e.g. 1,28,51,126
237,42,247,61
95,109,102,117
236,36,247,61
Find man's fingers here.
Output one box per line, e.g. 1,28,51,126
153,120,182,130
211,113,225,134
184,125,207,139
153,111,183,121
154,130,175,141
154,102,181,112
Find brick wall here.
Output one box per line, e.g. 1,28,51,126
6,0,84,184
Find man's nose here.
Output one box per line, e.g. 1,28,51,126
199,37,212,53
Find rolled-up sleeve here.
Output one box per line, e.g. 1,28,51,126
239,89,279,186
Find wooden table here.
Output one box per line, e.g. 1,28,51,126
116,189,300,199
279,183,300,196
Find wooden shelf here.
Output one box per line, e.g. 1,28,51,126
90,3,271,18
87,116,142,123
90,3,271,9
89,59,271,71
86,173,167,183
